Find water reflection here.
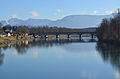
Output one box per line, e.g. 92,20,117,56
0,48,4,66
96,42,120,73
1,38,96,54
29,38,96,48
0,38,96,66
80,71,97,79
1,38,120,79
1,38,120,71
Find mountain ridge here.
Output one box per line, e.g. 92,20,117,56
0,15,111,28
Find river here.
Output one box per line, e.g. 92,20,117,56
0,37,120,79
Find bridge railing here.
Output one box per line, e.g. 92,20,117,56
31,31,96,35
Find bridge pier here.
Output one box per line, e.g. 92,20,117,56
33,34,35,38
44,35,48,38
67,34,70,38
91,34,94,39
56,35,59,38
79,34,82,39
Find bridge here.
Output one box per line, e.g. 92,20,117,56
31,31,96,39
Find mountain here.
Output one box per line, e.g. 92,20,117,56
0,20,8,26
49,15,111,28
0,15,111,28
7,18,53,26
8,18,26,26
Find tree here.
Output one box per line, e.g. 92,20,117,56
113,9,120,18
0,23,2,27
0,23,3,34
3,25,12,34
97,9,120,42
15,26,29,35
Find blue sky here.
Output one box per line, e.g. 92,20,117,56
0,0,120,20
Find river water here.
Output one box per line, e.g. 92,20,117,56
0,38,120,79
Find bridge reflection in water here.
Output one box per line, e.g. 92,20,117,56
1,37,120,79
31,38,97,46
0,38,97,66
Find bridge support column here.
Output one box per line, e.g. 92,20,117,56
56,35,59,38
67,34,70,38
91,34,94,39
79,34,82,39
44,35,48,38
33,34,35,38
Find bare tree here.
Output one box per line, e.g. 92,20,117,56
97,9,120,42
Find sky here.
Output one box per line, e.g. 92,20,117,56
0,0,120,20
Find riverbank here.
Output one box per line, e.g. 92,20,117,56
97,39,120,47
0,35,33,47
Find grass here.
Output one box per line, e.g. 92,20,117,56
0,36,16,42
0,36,16,47
0,35,32,44
0,37,15,43
0,35,33,47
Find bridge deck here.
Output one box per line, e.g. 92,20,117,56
32,32,96,35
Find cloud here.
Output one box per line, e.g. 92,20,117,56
80,71,97,78
105,10,114,14
32,50,39,58
114,71,120,79
11,49,18,55
92,11,98,14
10,14,17,18
30,11,39,17
90,11,99,15
55,9,63,13
79,11,99,15
54,9,64,19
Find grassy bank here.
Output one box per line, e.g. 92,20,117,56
0,35,33,46
0,36,16,43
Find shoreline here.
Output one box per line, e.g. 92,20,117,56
0,36,34,47
98,39,120,46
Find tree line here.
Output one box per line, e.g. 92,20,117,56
0,24,96,35
97,9,120,42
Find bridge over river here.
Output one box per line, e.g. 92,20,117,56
32,31,96,39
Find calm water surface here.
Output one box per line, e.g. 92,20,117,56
0,38,120,79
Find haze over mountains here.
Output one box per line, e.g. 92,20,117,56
0,15,111,28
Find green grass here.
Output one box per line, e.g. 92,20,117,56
0,35,33,45
0,36,16,40
0,36,17,43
